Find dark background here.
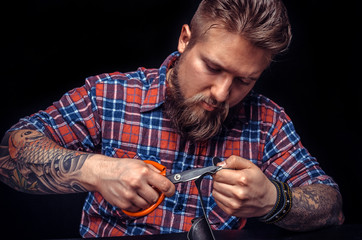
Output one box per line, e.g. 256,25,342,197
0,0,361,238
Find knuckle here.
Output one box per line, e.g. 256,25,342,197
229,155,238,162
237,175,248,185
223,207,234,216
123,190,136,201
135,165,151,178
229,200,242,212
234,188,246,200
140,165,151,175
122,202,133,211
118,198,134,210
229,200,239,209
128,178,142,189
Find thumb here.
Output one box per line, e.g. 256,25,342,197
217,155,253,170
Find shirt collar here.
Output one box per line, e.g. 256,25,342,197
140,51,180,113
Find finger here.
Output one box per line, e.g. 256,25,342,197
122,203,142,213
213,168,247,185
217,155,253,170
213,180,235,198
137,184,162,205
117,190,150,211
212,189,237,216
213,179,249,201
148,173,175,197
213,189,257,218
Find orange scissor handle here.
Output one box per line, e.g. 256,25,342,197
122,160,167,217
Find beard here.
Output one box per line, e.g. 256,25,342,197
163,55,230,142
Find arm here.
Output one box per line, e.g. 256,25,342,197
275,184,344,231
213,156,344,231
0,129,91,194
0,129,174,212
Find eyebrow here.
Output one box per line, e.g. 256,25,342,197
201,55,259,81
202,56,225,71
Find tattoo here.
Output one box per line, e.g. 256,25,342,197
0,129,92,194
275,184,344,231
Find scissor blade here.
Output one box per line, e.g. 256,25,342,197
166,165,222,184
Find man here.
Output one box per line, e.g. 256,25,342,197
0,0,344,237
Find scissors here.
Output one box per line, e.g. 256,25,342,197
122,158,223,217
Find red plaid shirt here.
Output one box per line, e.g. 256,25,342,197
11,52,338,237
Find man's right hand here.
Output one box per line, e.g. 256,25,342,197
78,156,176,212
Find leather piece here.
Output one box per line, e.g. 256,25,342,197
187,216,215,240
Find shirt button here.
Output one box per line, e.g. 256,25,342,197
176,205,183,211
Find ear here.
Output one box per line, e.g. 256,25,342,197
177,24,192,53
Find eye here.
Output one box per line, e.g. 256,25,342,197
234,77,250,85
235,77,248,85
205,64,221,74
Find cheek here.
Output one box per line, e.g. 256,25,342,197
179,58,209,98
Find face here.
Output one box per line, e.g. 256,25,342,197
177,24,271,109
165,24,271,141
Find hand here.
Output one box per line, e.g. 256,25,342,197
212,155,276,218
81,155,175,212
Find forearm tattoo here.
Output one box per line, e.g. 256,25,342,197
0,129,92,194
275,184,344,231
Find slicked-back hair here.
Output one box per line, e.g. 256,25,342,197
189,0,292,57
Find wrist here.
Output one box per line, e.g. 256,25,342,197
261,179,278,216
79,154,110,192
259,180,293,224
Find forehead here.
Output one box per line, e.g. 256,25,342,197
194,27,271,77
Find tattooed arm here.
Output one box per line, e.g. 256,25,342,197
213,156,344,232
0,129,175,211
0,129,93,194
275,184,344,231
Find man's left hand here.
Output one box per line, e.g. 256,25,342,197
212,155,276,218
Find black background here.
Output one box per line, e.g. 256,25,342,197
0,0,361,238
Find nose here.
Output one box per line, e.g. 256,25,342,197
210,75,233,103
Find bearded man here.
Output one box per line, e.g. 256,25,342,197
0,0,343,238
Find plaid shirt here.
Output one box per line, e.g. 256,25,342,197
11,52,338,237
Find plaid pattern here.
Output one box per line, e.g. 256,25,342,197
10,52,338,237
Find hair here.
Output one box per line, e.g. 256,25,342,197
188,0,292,57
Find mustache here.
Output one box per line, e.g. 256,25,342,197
184,93,229,118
